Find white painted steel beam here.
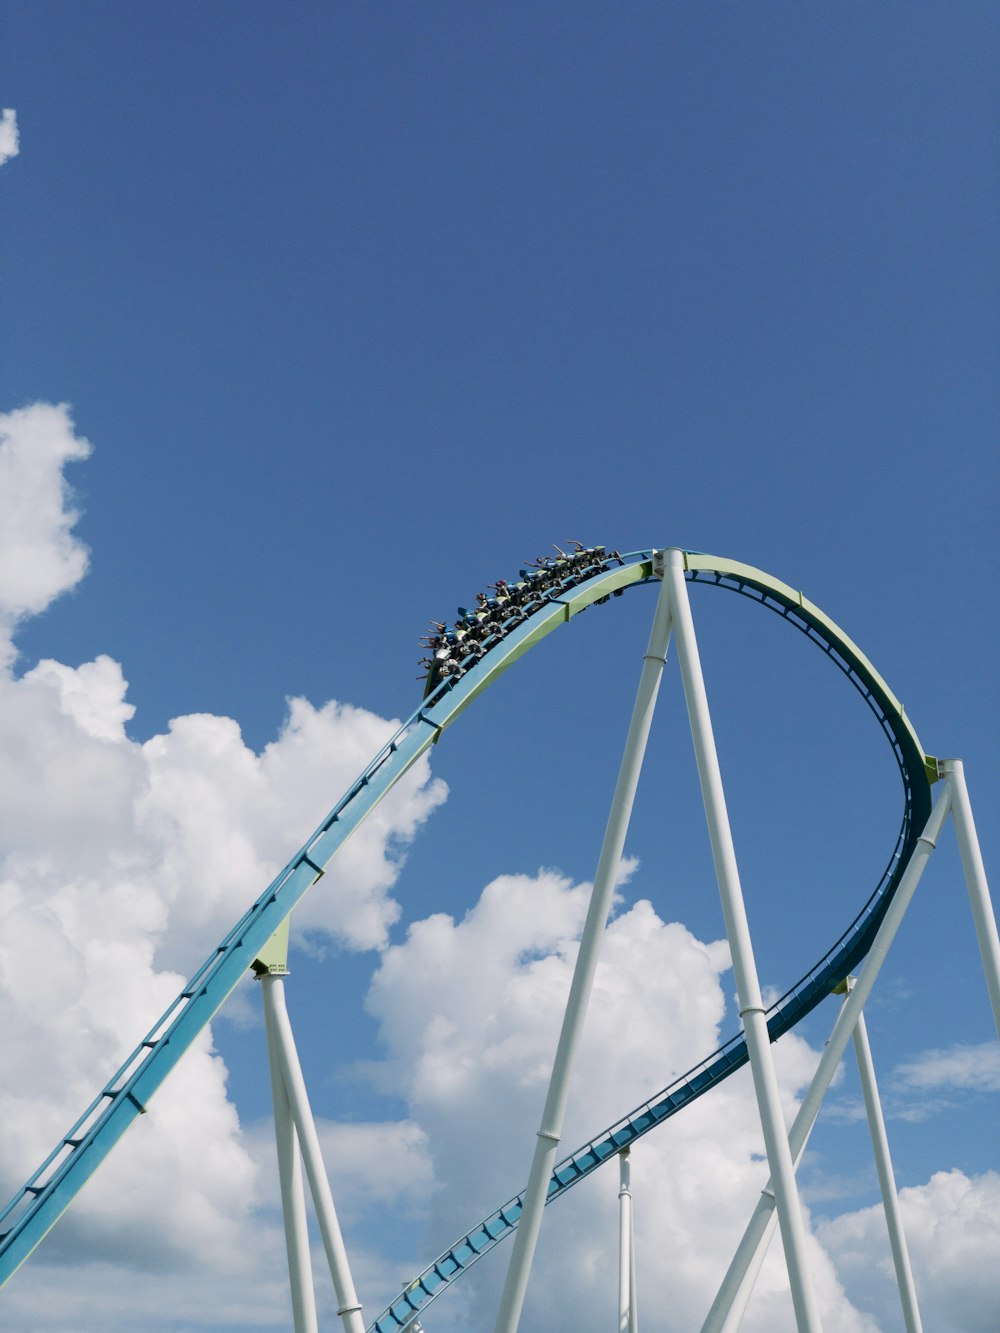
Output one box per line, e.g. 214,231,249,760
702,780,953,1331
262,976,319,1333
944,760,1000,1041
618,1148,638,1333
261,976,366,1333
664,548,822,1333
708,993,862,1332
494,561,674,1333
848,978,923,1333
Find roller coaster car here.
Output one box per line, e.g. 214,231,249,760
419,543,619,698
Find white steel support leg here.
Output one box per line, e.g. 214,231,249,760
847,978,923,1333
261,976,366,1333
944,760,1000,1041
629,1190,638,1333
702,781,953,1332
262,978,319,1333
710,990,863,1332
665,549,822,1333
494,563,674,1333
618,1148,638,1333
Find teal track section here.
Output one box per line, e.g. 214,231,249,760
0,550,933,1311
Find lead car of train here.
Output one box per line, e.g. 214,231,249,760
419,542,625,697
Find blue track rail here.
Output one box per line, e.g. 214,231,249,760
0,550,933,1312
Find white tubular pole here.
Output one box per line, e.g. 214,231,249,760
716,1209,776,1333
494,563,674,1333
629,1180,638,1333
261,976,366,1333
702,780,953,1333
712,989,863,1333
664,549,821,1333
618,1149,637,1333
944,760,1000,1041
847,979,923,1333
618,1150,630,1333
262,978,319,1333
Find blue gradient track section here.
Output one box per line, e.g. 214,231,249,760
0,551,932,1311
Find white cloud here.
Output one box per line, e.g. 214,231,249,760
0,404,447,1323
134,696,447,968
362,869,873,1331
0,1257,292,1333
0,109,18,166
0,667,447,1192
27,654,137,741
245,1116,436,1222
0,404,91,665
817,1170,1000,1331
895,1042,1000,1094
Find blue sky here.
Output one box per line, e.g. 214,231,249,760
1,4,998,1330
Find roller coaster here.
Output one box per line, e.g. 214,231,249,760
0,547,995,1333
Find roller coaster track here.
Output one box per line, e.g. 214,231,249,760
0,550,934,1323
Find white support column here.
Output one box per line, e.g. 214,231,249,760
618,1148,638,1333
944,759,1000,1041
629,1178,638,1333
261,976,366,1333
665,549,821,1333
262,977,319,1333
847,978,923,1333
711,989,862,1332
702,780,953,1332
494,560,674,1333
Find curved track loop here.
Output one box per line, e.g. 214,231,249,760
368,552,934,1330
0,551,933,1310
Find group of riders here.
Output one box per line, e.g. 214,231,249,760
419,542,624,694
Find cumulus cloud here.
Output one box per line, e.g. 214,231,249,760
0,404,91,665
134,695,447,968
0,109,18,166
817,1170,1000,1331
27,654,137,741
245,1116,436,1223
0,404,446,1323
362,868,872,1330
